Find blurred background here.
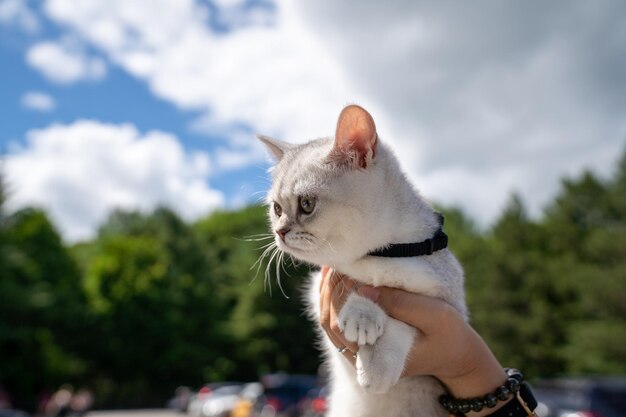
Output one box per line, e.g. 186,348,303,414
1,1,625,417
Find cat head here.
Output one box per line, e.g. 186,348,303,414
258,105,390,266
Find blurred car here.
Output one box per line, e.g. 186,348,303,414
299,385,327,417
167,386,192,412
187,383,243,417
0,410,30,417
230,383,263,417
251,374,319,417
532,377,626,417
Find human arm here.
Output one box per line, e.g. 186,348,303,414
319,267,519,416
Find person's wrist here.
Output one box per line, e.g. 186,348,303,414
437,335,510,416
440,371,536,417
440,370,510,416
439,366,535,416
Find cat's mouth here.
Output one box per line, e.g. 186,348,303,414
277,231,320,255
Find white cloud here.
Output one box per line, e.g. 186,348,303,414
296,0,626,224
37,0,626,227
5,120,224,242
20,91,56,111
26,39,107,84
42,0,352,139
212,145,266,172
188,114,268,171
0,0,39,33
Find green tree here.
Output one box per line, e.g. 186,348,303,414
73,208,228,407
0,206,85,410
542,164,626,375
462,195,569,377
195,205,320,380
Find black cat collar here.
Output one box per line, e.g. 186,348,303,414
367,213,448,258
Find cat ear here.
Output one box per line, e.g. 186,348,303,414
256,134,293,161
330,105,377,169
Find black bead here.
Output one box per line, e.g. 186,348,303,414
439,396,452,410
496,385,510,400
458,401,471,413
448,401,459,413
470,399,484,412
507,377,521,393
483,393,498,408
506,368,524,382
438,370,528,416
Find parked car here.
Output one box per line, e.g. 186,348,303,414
166,385,192,412
0,410,30,417
299,385,327,417
187,383,243,417
230,383,263,417
251,374,319,417
532,377,626,417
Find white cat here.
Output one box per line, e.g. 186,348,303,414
258,105,467,417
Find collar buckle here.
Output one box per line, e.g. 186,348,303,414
425,238,435,255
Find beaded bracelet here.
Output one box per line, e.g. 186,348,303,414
439,368,525,415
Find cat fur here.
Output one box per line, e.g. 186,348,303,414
258,105,467,417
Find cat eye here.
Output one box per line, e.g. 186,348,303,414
273,202,283,217
299,196,316,214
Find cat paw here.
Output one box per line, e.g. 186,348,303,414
337,293,386,346
356,345,403,394
354,318,416,394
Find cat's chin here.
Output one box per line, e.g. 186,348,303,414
278,241,307,256
277,241,321,265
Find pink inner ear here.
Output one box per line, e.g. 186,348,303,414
334,105,377,168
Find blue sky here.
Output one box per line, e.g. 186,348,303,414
3,39,187,147
1,0,625,241
0,2,268,204
0,36,267,202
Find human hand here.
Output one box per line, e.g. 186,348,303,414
319,266,360,364
319,266,509,416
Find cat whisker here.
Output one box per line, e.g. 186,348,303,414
264,245,281,296
274,251,280,295
314,236,338,271
262,249,274,295
257,241,278,250
237,234,274,242
251,174,271,185
250,242,278,286
279,251,292,278
285,253,299,268
243,233,274,238
251,242,276,271
253,194,268,205
249,189,268,198
319,236,338,255
275,250,290,299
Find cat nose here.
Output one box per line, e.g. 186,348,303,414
276,227,290,241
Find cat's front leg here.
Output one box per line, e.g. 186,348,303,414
356,318,415,394
337,293,387,347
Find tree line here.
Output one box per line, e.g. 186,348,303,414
1,150,625,410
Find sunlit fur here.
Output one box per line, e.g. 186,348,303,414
258,109,467,417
